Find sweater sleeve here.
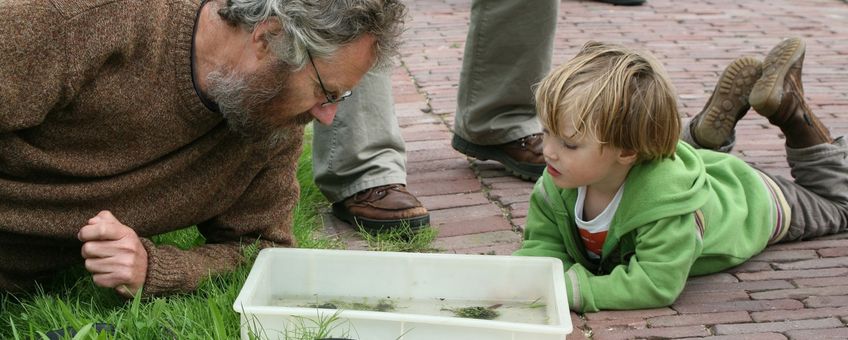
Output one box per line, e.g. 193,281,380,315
0,1,73,132
568,214,703,312
139,135,303,296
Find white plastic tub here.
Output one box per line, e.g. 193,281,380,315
233,248,571,340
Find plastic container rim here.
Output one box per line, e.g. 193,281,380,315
233,248,572,335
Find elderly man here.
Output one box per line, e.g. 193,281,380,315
0,0,405,297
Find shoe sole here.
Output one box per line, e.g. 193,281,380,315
332,203,430,233
750,37,805,117
451,134,544,181
694,56,762,148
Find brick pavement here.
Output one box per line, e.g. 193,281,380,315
323,0,848,338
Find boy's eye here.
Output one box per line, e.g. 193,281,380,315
541,129,577,149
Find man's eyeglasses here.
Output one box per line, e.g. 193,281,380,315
306,50,353,107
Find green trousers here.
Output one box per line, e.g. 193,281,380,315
454,0,559,145
312,69,407,203
313,0,559,202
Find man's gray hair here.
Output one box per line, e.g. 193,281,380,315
217,0,406,70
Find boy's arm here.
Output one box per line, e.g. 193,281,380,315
514,180,575,266
567,214,702,312
514,180,589,309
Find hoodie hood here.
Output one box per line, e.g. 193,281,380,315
539,141,708,238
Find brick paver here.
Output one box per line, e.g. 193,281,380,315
325,0,848,338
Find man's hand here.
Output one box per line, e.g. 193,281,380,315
78,210,148,298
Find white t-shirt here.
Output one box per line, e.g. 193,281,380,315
574,184,626,259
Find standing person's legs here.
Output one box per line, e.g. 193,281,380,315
451,0,558,181
313,69,429,232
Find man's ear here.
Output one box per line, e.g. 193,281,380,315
251,19,283,60
618,148,639,165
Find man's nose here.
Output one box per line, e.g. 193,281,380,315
309,104,338,125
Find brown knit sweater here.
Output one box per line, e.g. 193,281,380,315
0,0,300,296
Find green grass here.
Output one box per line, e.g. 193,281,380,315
357,224,439,253
0,127,342,339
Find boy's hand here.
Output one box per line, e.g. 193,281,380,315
78,210,147,298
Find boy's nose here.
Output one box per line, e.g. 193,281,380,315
309,104,338,125
541,138,557,161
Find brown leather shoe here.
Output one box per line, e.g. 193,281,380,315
332,184,430,232
750,37,832,148
451,134,545,181
689,56,762,149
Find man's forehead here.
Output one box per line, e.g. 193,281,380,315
319,36,378,87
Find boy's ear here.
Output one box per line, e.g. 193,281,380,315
251,19,283,60
618,148,639,165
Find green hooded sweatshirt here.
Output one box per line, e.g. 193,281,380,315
514,141,778,312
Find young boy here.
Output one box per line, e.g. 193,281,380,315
514,38,847,312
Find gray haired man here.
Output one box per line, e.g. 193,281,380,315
0,0,405,297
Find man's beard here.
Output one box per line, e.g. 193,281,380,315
206,61,313,149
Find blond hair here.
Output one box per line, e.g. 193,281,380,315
535,41,680,162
